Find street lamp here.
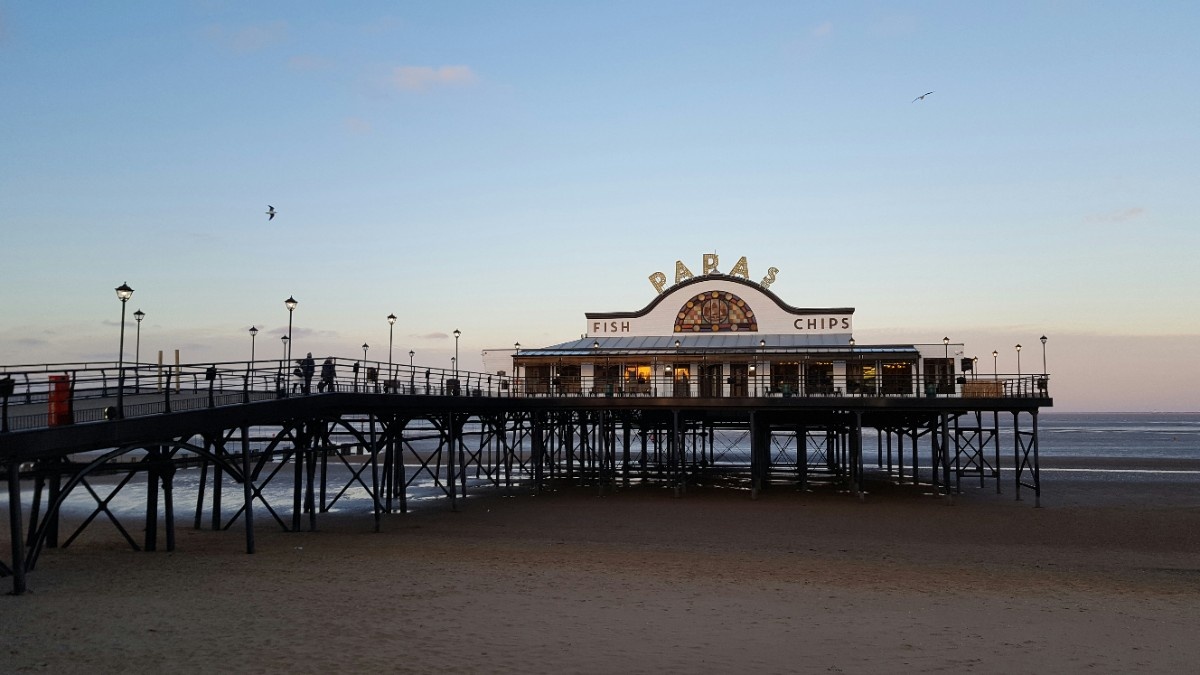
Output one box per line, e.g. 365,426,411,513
282,335,289,360
133,308,145,393
992,350,998,379
387,313,397,380
758,339,766,395
114,282,134,418
1015,343,1022,377
362,342,369,363
1040,335,1048,376
249,326,259,364
972,356,978,380
513,342,520,394
408,349,415,394
453,329,461,379
284,295,297,394
943,337,950,394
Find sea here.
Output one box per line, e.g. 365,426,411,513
1038,412,1199,459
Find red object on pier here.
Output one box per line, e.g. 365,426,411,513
48,374,73,426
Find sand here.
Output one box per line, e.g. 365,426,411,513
4,473,1200,674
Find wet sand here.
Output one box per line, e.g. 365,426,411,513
4,472,1200,674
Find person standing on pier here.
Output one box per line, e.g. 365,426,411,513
319,357,336,392
300,353,316,394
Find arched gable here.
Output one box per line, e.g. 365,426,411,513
674,290,758,333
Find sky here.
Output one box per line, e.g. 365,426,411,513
1,1,1197,412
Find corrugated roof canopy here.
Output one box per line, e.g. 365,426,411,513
518,334,919,358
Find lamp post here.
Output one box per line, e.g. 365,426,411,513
133,308,144,393
972,356,978,380
1040,335,1048,376
362,343,369,363
1015,343,1022,377
249,326,259,364
284,296,297,394
387,313,397,381
513,342,520,395
282,335,289,360
453,329,461,380
942,337,950,395
759,339,765,396
992,350,998,379
114,282,134,418
408,350,415,394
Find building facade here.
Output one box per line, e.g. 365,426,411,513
501,272,967,398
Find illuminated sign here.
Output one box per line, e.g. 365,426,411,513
649,254,778,294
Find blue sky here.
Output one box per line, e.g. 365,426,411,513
2,1,1197,411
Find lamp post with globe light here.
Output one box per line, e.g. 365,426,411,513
284,296,297,394
114,283,134,418
453,330,461,379
513,342,520,396
133,309,145,393
387,313,397,381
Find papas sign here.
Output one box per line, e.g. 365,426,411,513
649,254,778,294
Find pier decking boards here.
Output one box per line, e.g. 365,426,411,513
2,378,1048,595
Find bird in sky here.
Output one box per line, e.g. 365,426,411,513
266,205,276,221
912,91,935,102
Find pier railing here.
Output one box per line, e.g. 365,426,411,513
0,359,1049,432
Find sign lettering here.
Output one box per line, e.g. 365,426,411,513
649,254,780,295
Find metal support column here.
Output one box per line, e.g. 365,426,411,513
241,423,255,554
7,460,27,595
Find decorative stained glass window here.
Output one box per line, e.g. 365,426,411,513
673,291,758,332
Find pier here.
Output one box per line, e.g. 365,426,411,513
1,359,1049,595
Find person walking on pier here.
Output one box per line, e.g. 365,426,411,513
300,353,316,394
319,357,336,393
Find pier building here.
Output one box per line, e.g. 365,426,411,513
506,271,973,400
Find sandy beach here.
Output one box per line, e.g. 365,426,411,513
4,471,1200,674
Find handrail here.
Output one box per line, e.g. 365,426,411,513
0,357,1050,433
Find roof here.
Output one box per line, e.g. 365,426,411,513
517,334,919,358
584,274,854,320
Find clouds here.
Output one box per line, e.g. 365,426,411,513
389,65,477,92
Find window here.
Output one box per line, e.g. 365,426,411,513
771,361,800,395
805,361,833,395
882,361,913,395
847,362,877,395
674,291,759,332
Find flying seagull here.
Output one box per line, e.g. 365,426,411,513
266,205,276,221
912,91,934,102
